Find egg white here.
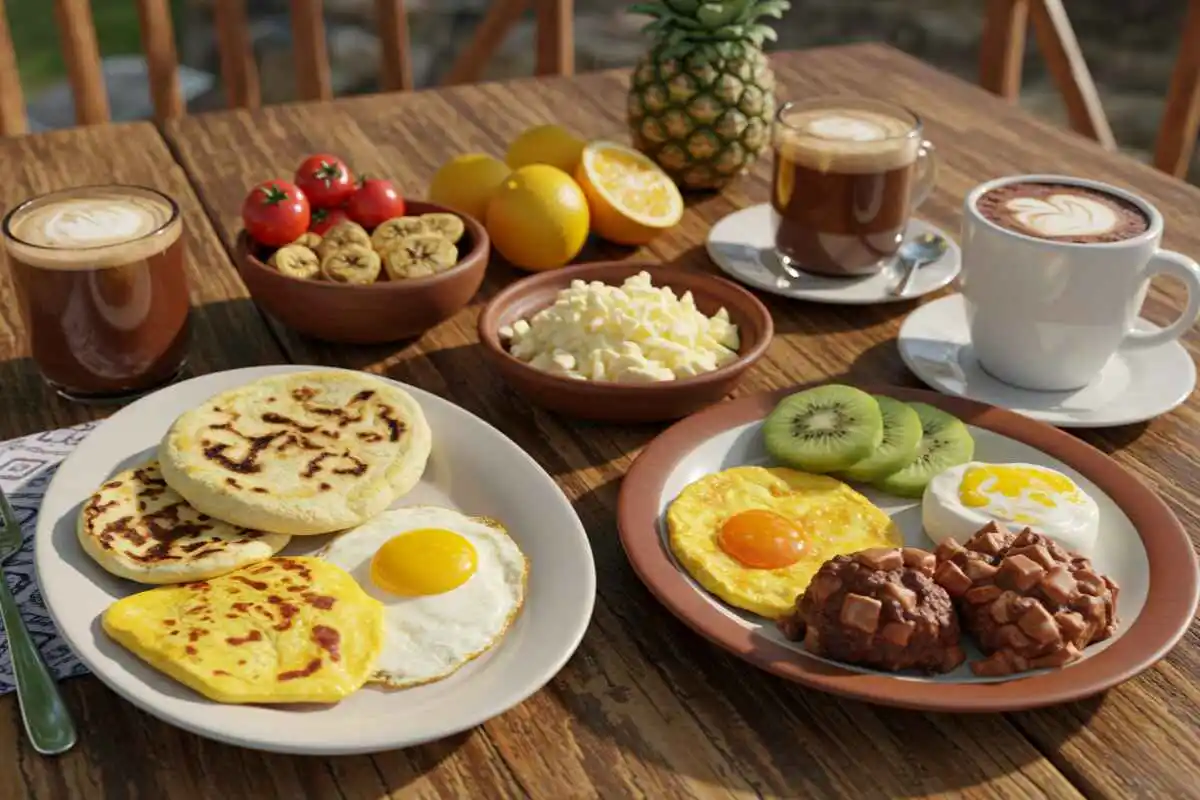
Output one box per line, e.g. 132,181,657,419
922,461,1100,556
316,506,528,688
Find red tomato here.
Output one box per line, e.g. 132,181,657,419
346,178,406,229
241,180,310,246
310,207,352,235
294,154,356,209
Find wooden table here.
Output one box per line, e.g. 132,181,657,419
0,43,1197,799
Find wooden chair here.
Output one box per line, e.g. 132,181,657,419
0,0,574,137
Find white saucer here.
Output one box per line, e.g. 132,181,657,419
898,293,1197,428
705,203,961,304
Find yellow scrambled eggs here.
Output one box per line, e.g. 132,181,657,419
667,466,902,619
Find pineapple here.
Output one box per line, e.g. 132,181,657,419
627,0,790,191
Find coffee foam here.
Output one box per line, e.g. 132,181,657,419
1005,194,1118,238
775,107,919,174
3,186,181,270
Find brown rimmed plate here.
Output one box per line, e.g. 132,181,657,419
617,385,1199,712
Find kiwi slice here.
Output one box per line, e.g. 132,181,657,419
872,402,975,498
838,395,923,482
763,385,884,473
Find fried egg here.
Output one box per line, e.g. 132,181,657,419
667,466,902,619
922,462,1099,556
316,506,528,688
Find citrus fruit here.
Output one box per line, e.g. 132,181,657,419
428,153,510,221
575,140,684,246
486,165,589,271
505,124,586,174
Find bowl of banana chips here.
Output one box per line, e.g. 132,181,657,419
235,200,489,344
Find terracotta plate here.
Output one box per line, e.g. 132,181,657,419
617,386,1199,712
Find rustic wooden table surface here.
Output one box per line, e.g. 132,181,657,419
0,43,1197,799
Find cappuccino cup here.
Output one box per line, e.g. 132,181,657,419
960,175,1200,392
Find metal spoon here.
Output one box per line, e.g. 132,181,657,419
890,232,949,297
0,489,77,755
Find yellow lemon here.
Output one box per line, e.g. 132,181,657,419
428,153,511,222
505,124,587,174
486,165,589,271
575,140,684,246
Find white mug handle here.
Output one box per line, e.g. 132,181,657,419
1122,249,1200,350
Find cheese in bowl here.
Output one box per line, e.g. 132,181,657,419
498,270,740,382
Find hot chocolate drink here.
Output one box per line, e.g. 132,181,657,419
2,185,190,399
770,100,933,276
976,182,1150,244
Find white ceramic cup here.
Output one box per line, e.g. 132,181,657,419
959,174,1200,392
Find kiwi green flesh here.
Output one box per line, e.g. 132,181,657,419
838,396,923,482
872,403,975,498
762,384,884,473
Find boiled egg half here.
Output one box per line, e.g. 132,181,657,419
921,462,1099,556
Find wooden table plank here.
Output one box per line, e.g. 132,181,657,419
161,46,1097,800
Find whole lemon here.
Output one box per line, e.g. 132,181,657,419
505,124,586,174
486,165,590,271
428,153,510,221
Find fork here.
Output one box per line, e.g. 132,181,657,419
0,488,76,755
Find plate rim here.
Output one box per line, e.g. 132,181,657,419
34,364,597,754
616,384,1198,712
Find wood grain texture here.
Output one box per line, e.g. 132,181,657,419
0,43,1196,799
290,0,333,102
135,0,184,122
376,0,414,92
1154,0,1200,178
0,0,26,136
213,0,261,109
1029,0,1116,150
979,0,1028,101
52,0,110,125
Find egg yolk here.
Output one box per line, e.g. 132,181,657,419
718,509,806,569
370,528,477,596
958,465,1082,512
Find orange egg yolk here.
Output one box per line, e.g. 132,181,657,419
370,528,478,596
718,510,806,569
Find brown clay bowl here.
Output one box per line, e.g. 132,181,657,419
478,261,774,423
235,200,489,344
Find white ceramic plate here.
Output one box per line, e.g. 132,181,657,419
35,365,596,754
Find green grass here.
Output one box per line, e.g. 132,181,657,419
9,1,184,93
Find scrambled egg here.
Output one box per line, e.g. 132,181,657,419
102,556,384,704
498,270,740,382
668,466,902,619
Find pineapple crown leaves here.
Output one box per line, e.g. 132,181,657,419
630,0,790,52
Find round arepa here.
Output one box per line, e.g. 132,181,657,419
78,461,290,584
158,370,432,535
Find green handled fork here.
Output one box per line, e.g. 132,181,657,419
0,488,76,754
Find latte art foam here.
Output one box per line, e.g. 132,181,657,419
1005,194,1117,238
33,199,164,248
776,106,918,174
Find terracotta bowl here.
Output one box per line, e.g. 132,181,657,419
478,262,774,423
235,200,489,344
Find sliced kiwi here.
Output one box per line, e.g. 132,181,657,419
838,395,923,482
872,402,975,498
762,385,884,473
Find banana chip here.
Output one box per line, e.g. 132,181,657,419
292,232,322,249
419,213,465,244
317,221,371,260
268,244,321,280
371,217,428,255
321,244,382,284
383,235,459,280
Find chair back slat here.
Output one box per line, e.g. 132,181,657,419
979,0,1028,100
291,0,333,101
1029,0,1115,150
54,0,110,125
135,0,183,121
214,0,260,109
0,0,26,136
444,0,528,85
1154,0,1200,178
535,0,574,76
376,0,414,91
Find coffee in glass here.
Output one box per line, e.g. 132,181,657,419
770,98,937,276
2,185,191,400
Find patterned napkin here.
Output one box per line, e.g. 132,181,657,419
0,423,98,693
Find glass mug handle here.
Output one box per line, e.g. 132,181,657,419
910,140,938,209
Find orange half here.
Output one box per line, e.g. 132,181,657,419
575,141,684,246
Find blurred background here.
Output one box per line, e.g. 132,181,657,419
7,1,1194,180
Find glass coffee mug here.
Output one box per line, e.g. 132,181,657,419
770,97,938,276
2,185,191,401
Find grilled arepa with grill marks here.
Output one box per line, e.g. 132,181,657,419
158,370,432,535
78,461,290,584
